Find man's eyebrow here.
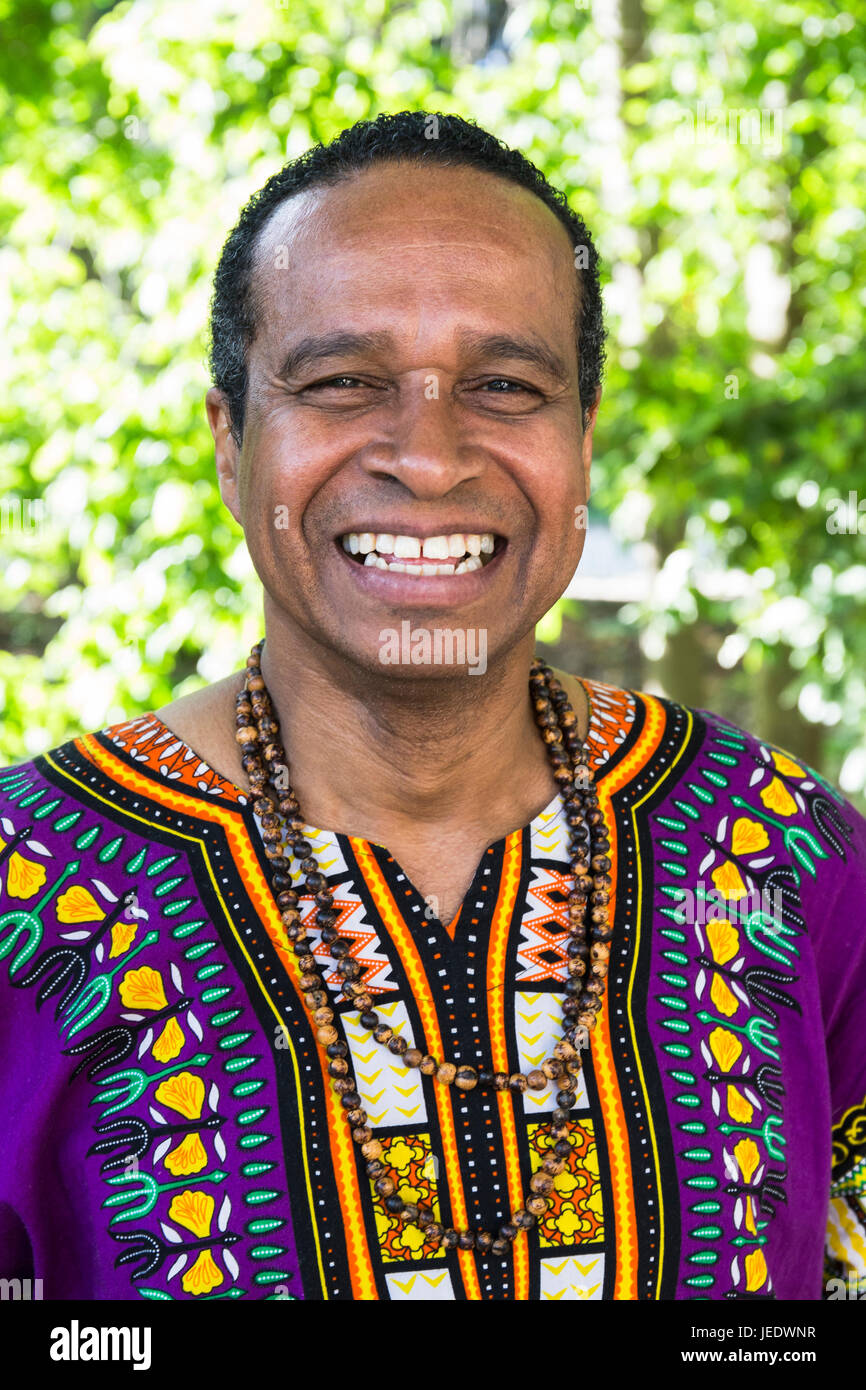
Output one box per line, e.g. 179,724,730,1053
455,330,572,386
277,331,395,380
275,328,572,385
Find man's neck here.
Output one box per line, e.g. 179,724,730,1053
157,616,590,921
258,618,566,844
157,616,589,850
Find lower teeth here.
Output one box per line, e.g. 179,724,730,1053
360,554,484,574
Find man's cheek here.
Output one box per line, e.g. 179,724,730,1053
239,462,297,541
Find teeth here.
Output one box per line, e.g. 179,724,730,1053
345,531,497,568
393,535,421,559
421,535,449,560
361,553,466,577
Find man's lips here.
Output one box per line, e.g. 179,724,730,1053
332,535,507,602
336,528,505,576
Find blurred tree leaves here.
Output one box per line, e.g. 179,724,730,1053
0,0,864,803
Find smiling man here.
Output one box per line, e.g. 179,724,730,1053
1,111,865,1303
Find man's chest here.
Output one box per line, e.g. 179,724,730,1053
3,766,830,1301
0,689,845,1300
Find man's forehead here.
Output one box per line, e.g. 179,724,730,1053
250,163,579,357
253,162,575,282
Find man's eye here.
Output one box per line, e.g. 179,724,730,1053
478,379,537,394
307,376,368,390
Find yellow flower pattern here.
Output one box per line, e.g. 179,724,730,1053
168,1189,214,1239
711,861,747,900
370,1134,444,1263
660,743,824,1297
528,1120,603,1248
163,1132,208,1177
726,1085,753,1124
734,1137,760,1184
771,751,805,778
760,777,797,817
119,965,167,1010
56,884,105,923
1,846,47,900
109,920,138,958
709,972,739,1017
730,817,770,857
744,1248,768,1292
152,1016,185,1063
181,1250,223,1296
706,919,739,965
709,1026,742,1073
154,1071,205,1119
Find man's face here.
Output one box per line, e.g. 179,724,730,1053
208,161,598,676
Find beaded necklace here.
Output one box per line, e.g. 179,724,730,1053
235,641,613,1258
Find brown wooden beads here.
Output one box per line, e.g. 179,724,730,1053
237,645,613,1257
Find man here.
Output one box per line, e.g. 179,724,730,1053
1,111,864,1302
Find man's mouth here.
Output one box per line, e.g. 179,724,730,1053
339,531,503,576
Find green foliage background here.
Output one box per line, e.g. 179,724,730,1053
1,0,865,804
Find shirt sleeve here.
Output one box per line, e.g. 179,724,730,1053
802,783,866,1298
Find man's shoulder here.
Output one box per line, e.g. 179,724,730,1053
563,671,866,853
1,670,246,792
0,699,251,823
631,685,866,931
0,718,140,781
661,689,847,803
576,673,830,783
566,671,782,767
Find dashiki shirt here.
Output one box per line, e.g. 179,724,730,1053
1,678,865,1303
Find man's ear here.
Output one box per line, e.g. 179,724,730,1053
581,387,602,499
207,387,242,524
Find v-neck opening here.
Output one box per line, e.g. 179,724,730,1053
103,675,628,936
375,784,568,948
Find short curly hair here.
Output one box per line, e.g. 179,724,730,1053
209,110,605,442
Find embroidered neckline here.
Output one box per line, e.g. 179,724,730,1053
103,676,638,844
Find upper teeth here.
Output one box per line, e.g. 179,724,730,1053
343,531,495,560
340,531,495,576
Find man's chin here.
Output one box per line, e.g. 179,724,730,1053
332,622,494,682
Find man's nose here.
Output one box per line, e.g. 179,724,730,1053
357,375,484,498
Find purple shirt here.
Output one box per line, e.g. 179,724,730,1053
1,680,865,1300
